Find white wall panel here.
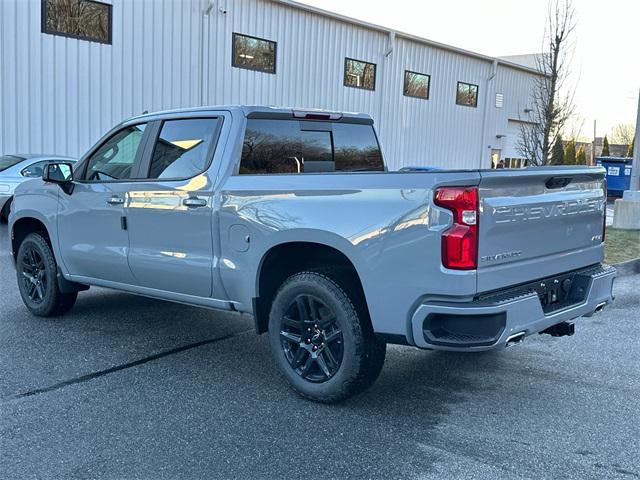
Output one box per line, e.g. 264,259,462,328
0,0,539,169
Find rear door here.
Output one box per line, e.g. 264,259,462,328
124,115,224,298
476,167,606,293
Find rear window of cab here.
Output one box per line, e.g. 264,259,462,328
239,119,384,174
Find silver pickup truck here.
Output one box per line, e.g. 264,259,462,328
8,106,615,402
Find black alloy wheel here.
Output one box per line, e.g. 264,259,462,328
16,232,78,317
268,271,386,403
279,293,344,383
20,246,47,304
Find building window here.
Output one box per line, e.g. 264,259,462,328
456,81,479,107
403,71,430,99
232,33,276,74
42,0,112,44
344,58,376,91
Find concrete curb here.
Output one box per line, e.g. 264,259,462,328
613,258,640,277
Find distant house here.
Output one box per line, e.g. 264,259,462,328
561,138,630,165
593,137,629,158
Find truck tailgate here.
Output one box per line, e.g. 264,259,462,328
477,167,606,293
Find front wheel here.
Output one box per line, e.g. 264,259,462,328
16,232,77,317
268,271,386,403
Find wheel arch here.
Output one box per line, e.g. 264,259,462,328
253,240,370,335
11,216,53,263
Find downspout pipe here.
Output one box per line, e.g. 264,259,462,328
384,31,396,57
479,59,498,168
376,31,395,163
199,1,216,106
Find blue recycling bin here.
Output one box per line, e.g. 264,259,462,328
596,157,633,196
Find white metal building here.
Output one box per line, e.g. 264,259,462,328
0,0,542,170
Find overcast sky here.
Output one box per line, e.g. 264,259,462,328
297,0,639,141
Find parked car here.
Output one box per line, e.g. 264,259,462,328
8,106,615,403
0,154,76,222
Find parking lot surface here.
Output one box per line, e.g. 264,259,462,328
1,224,639,480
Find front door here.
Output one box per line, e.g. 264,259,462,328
57,123,148,284
124,116,222,298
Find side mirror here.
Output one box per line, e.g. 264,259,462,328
43,162,74,184
43,162,74,194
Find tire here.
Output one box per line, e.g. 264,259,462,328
16,232,77,317
268,271,386,403
0,197,11,223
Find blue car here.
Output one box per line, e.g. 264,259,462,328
0,154,76,222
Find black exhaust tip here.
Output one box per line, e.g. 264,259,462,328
540,321,575,337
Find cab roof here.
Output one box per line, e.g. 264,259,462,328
127,105,373,124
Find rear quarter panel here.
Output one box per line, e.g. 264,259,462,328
217,171,481,338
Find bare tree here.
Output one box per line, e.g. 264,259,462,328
610,123,635,146
519,0,577,166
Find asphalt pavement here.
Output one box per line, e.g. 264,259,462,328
1,224,639,480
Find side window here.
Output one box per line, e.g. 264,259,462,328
239,119,383,174
240,120,332,174
146,118,219,179
333,124,384,172
84,124,147,181
21,160,49,178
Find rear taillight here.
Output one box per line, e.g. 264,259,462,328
434,186,479,270
602,178,607,242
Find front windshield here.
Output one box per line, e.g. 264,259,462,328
0,155,25,173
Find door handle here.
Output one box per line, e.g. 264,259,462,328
107,196,124,206
182,197,208,208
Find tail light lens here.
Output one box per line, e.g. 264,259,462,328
434,186,479,270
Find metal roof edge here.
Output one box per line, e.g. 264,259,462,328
269,0,547,77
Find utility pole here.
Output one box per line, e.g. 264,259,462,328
613,90,640,229
592,119,596,165
630,91,640,192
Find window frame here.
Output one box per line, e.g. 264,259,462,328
403,70,431,100
138,116,224,182
41,0,113,45
456,81,479,108
76,122,150,183
343,57,377,91
231,32,277,74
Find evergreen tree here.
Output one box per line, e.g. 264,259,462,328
628,137,635,158
576,146,587,165
564,140,577,165
551,135,565,165
601,135,610,157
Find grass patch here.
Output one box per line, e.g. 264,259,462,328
605,227,640,264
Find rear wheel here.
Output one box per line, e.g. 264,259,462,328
268,271,386,403
16,232,77,317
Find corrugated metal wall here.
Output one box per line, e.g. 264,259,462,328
0,0,538,170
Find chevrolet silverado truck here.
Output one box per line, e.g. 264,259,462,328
8,106,616,403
